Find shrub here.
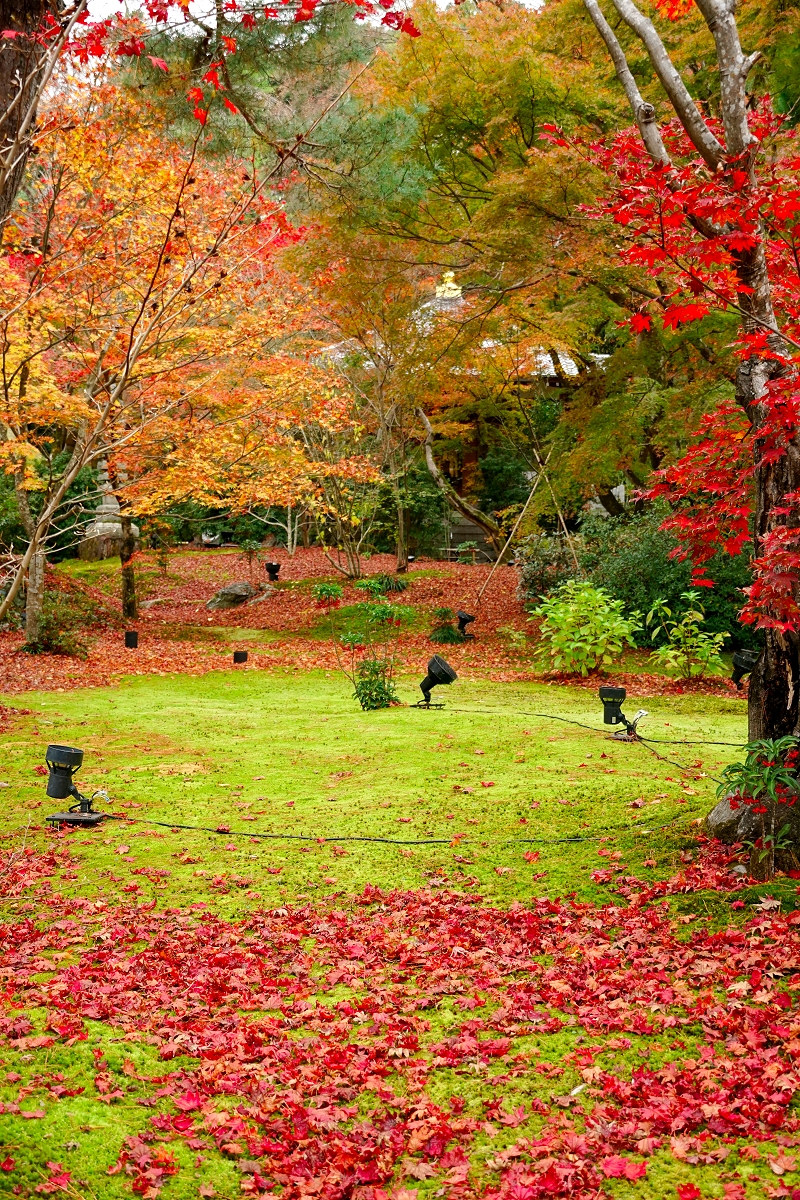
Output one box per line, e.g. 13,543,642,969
515,533,576,601
717,737,800,880
320,584,409,710
373,573,409,594
312,581,344,607
578,508,758,651
429,607,465,644
646,592,727,678
530,580,639,675
22,589,96,658
354,578,387,599
497,624,529,655
352,658,400,710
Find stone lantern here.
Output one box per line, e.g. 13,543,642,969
78,461,139,561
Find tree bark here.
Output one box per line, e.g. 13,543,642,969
398,504,410,573
416,408,505,554
24,545,44,643
120,513,138,620
396,503,409,572
0,0,47,227
0,0,90,230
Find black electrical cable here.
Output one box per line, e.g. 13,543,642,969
103,813,603,847
636,735,725,786
440,706,744,747
58,699,735,851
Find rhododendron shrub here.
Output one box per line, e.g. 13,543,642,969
582,0,800,742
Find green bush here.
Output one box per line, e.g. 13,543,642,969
312,581,344,607
22,589,96,659
515,533,576,600
646,592,727,678
578,508,758,651
530,580,639,675
373,573,409,593
354,578,387,600
352,659,399,710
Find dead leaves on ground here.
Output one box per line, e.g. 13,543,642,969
1,838,800,1197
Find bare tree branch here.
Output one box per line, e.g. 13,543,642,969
583,0,670,165
606,0,724,168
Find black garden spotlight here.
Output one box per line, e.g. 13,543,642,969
418,655,458,707
457,611,476,639
264,561,281,583
45,744,106,828
598,686,648,740
731,649,759,689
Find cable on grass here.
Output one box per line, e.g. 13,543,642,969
443,706,744,746
103,814,600,846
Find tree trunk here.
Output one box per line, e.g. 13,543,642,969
581,0,800,743
120,514,138,620
396,503,409,572
416,408,505,554
732,251,800,740
0,0,51,229
24,546,45,644
286,505,298,556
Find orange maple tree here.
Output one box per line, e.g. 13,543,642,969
0,69,321,636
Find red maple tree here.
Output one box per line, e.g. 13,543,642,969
583,0,800,739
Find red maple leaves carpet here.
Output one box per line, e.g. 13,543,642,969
2,838,800,1199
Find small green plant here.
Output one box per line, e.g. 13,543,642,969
456,540,479,562
429,607,464,644
352,658,399,710
497,624,529,654
22,589,95,659
373,573,409,594
312,581,344,608
315,581,408,710
238,538,262,579
354,578,387,600
530,580,639,675
646,591,727,678
717,736,800,880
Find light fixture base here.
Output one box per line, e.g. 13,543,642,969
46,811,106,828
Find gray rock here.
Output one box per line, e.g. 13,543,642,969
246,585,274,605
705,793,758,844
206,581,259,610
706,789,800,873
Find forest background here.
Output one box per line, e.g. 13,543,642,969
1,0,800,702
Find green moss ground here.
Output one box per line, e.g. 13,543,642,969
1,672,755,913
0,671,792,1198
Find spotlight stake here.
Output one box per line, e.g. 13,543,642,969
731,649,759,689
598,686,648,741
44,744,106,828
456,611,476,639
413,655,458,707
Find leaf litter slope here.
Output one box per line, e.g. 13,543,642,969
0,548,739,696
2,839,800,1199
